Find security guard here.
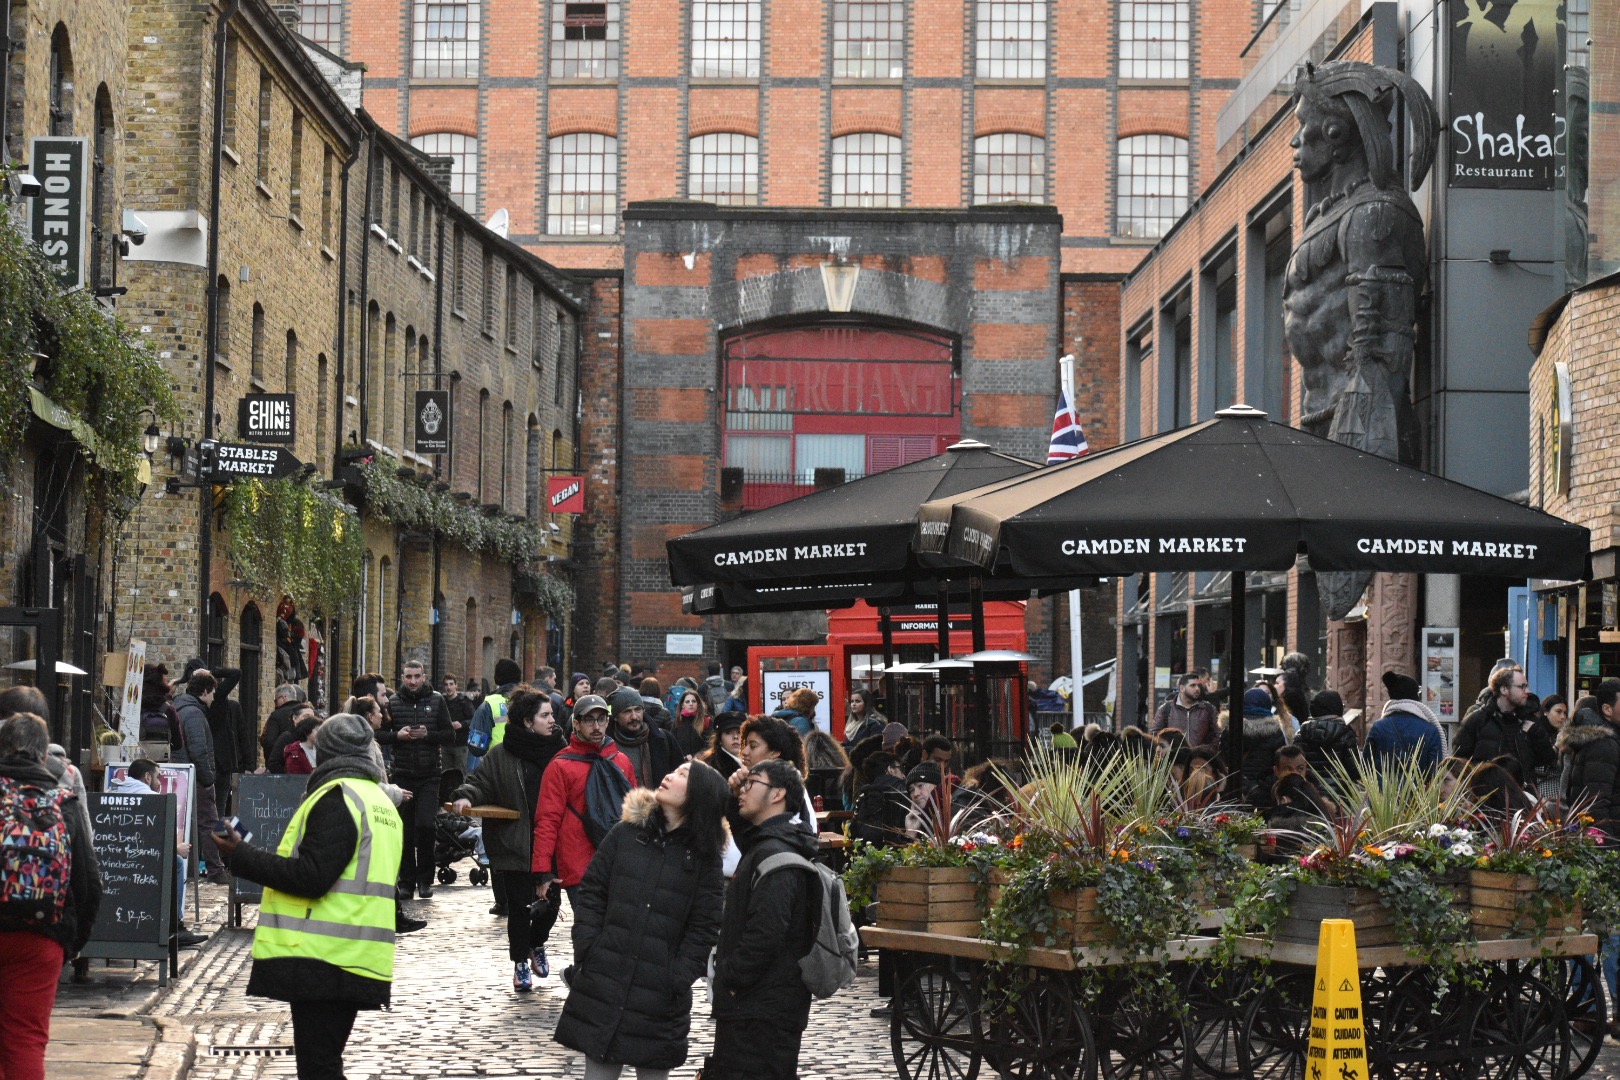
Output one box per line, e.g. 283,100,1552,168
467,658,521,765
215,713,402,1080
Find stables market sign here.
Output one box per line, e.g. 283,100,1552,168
199,440,304,482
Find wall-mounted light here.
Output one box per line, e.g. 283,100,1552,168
820,257,860,313
143,423,162,457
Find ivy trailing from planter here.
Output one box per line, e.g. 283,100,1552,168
0,187,178,498
222,478,364,615
359,459,540,563
513,565,575,621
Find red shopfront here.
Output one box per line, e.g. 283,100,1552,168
747,599,1027,742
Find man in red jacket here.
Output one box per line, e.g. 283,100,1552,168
532,695,637,907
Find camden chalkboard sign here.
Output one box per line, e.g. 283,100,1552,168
230,773,308,921
81,791,178,984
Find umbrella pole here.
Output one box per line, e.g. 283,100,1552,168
936,580,952,662
880,606,895,713
1226,571,1246,791
970,575,987,654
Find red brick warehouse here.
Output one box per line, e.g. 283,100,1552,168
312,0,1258,677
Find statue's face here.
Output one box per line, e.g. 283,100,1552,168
1291,101,1335,183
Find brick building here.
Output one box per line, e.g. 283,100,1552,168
1115,0,1598,726
317,0,1271,692
117,0,363,727
340,110,586,695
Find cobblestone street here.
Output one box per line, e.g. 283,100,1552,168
135,872,889,1079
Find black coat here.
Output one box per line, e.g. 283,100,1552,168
712,811,819,1031
1456,699,1556,773
1558,711,1620,840
0,756,101,955
228,783,390,1007
554,790,724,1069
260,702,301,767
445,692,475,748
449,722,565,870
205,668,253,774
852,773,910,845
1293,716,1359,785
379,685,453,780
1237,713,1289,801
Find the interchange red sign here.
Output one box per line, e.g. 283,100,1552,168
547,475,585,514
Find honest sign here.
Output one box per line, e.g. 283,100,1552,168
30,137,89,290
238,394,296,443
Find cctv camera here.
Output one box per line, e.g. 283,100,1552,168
122,210,150,245
8,173,41,199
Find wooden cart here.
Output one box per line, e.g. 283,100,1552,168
862,925,1218,1080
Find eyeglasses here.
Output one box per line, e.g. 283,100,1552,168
577,714,609,726
742,778,777,793
1511,682,1529,690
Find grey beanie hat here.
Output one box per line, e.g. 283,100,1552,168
313,712,375,759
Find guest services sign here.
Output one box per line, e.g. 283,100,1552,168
29,137,90,290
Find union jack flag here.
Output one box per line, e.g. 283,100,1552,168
1047,385,1089,464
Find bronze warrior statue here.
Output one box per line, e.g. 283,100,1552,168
1283,61,1438,468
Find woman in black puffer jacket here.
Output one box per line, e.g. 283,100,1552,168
553,761,728,1076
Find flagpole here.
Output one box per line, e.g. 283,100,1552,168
1060,353,1084,725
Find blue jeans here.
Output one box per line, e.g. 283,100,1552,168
1603,933,1619,1018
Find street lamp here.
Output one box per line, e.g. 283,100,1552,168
820,257,860,313
143,423,162,457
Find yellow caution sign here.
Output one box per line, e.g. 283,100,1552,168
1305,919,1368,1080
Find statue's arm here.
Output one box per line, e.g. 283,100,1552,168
1341,201,1418,373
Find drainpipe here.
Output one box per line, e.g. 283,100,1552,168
350,135,376,679
200,0,243,657
332,138,359,686
429,190,447,683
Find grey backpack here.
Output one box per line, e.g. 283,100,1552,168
752,851,860,998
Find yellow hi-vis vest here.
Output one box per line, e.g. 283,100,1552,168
486,693,509,749
253,778,402,983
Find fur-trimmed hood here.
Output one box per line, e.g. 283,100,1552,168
620,786,661,826
1558,710,1617,755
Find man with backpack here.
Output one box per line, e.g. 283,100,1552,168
467,658,522,770
704,758,824,1080
531,695,636,910
702,661,733,717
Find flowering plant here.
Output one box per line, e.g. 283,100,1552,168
1470,804,1620,932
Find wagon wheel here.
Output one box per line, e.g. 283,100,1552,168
1365,967,1474,1080
892,957,983,1080
1098,978,1190,1080
1181,961,1254,1078
1466,964,1570,1080
1528,958,1603,1080
989,973,1098,1080
1235,968,1312,1080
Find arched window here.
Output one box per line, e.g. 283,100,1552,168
376,556,393,674
1115,133,1188,240
91,86,115,289
546,133,618,235
382,314,398,444
973,133,1045,204
285,329,298,394
477,389,490,501
464,597,478,681
1119,1,1189,81
501,401,514,510
410,133,478,212
251,303,266,382
206,593,229,669
48,25,72,136
687,133,758,206
240,603,263,727
831,133,901,208
526,417,542,520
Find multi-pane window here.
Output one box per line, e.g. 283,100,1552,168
289,111,304,218
688,133,759,205
692,1,760,78
550,1,619,78
1115,133,1189,239
976,0,1045,79
299,0,343,51
546,133,618,235
1119,1,1189,80
973,133,1045,204
256,70,273,184
482,252,496,332
413,0,480,78
321,147,335,246
833,1,903,79
410,132,478,211
830,132,902,208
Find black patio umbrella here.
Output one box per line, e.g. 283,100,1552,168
914,406,1591,775
666,439,1040,588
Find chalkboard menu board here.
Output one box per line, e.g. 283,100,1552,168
82,792,177,980
231,773,308,912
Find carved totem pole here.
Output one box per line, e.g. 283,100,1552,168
1281,61,1438,708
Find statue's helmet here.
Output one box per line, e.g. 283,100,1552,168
1293,60,1438,193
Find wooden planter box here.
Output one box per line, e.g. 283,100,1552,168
986,869,1111,947
874,865,981,937
1276,884,1400,946
1470,870,1583,939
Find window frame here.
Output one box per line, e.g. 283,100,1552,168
410,132,479,212
550,0,620,78
1119,0,1190,81
1114,132,1189,240
545,132,619,236
975,0,1046,80
412,0,481,79
687,132,759,206
830,132,903,209
973,132,1045,205
833,0,904,79
691,0,761,79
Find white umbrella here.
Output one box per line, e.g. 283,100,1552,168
5,659,90,676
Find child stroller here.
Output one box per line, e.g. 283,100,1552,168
433,808,489,885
